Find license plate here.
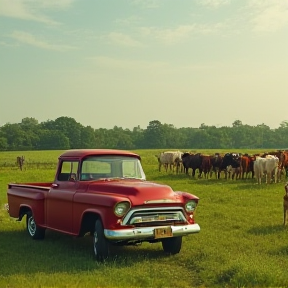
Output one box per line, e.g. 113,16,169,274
154,227,173,239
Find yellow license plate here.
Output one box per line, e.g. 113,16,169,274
154,227,173,239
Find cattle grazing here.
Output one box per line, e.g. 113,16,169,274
16,156,25,171
155,151,183,173
284,183,288,225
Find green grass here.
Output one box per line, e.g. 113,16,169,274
0,149,288,288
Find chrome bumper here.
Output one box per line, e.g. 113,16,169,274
104,223,200,241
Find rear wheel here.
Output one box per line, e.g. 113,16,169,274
93,219,110,261
162,236,182,254
26,212,45,240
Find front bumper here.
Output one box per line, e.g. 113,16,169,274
104,223,200,241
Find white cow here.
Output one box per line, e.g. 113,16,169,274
155,151,183,173
253,155,279,184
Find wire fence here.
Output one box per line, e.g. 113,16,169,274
0,161,57,170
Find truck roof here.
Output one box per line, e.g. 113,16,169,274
59,149,141,160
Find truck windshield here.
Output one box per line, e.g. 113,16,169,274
80,156,146,181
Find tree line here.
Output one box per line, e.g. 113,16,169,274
0,117,288,151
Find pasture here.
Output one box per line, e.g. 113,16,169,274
0,149,288,288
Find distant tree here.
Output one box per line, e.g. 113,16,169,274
274,122,288,149
37,130,70,150
162,123,180,148
54,117,82,149
143,120,167,148
131,125,144,148
80,126,96,148
94,128,108,148
1,123,26,150
20,117,39,129
232,120,243,127
3,116,288,150
0,137,8,150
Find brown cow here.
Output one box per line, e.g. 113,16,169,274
281,151,288,179
201,155,212,179
239,155,250,179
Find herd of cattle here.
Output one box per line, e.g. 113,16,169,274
155,150,288,184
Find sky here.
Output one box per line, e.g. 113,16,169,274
0,0,288,130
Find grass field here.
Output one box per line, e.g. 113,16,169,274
0,149,288,288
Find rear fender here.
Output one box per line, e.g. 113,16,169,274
18,205,33,221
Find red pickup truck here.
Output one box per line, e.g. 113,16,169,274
6,149,200,261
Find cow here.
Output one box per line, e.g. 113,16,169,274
247,154,256,179
226,165,241,180
253,156,265,184
239,155,250,179
219,153,241,179
201,155,212,179
265,155,279,183
210,153,223,179
253,155,279,184
182,153,203,178
155,151,183,173
264,150,287,181
278,150,288,181
284,183,288,225
283,150,288,172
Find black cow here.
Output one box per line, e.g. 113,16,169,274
210,153,223,179
182,153,203,178
220,153,241,179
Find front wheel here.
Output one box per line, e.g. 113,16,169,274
93,219,110,261
26,212,45,240
162,236,182,254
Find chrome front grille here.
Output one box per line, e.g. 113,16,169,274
122,207,188,226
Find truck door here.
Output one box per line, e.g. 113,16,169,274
46,160,79,233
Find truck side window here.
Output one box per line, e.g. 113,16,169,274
58,161,79,181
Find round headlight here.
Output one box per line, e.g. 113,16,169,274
185,200,197,212
114,201,131,217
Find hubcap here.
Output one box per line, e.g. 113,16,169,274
28,216,36,236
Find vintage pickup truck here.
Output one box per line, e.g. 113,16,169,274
6,149,200,261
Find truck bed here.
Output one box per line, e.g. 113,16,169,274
7,182,51,222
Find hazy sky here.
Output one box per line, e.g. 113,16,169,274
0,0,287,130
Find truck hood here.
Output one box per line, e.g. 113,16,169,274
86,179,183,205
